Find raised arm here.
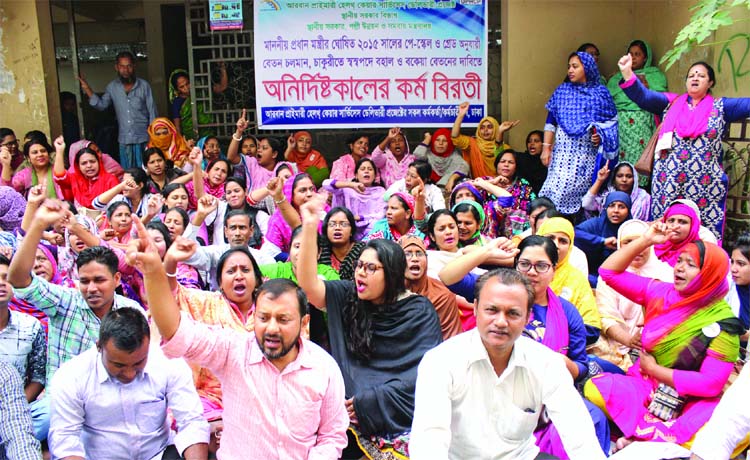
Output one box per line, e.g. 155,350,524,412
600,221,667,273
227,109,248,165
21,185,46,233
0,146,12,183
451,102,469,138
93,177,133,210
188,147,206,201
439,238,518,285
495,119,520,144
126,216,182,339
296,192,329,309
53,135,67,177
616,54,670,114
9,200,70,289
164,236,200,293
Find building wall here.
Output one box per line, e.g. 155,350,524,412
0,0,60,137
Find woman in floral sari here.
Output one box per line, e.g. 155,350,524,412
584,221,741,450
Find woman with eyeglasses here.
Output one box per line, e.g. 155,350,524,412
322,157,386,239
318,207,365,281
515,235,611,459
296,192,442,460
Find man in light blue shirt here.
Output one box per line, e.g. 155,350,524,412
78,51,157,169
49,307,209,460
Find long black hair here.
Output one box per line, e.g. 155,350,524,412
342,239,406,361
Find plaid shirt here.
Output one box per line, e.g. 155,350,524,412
0,362,41,460
0,310,46,387
13,276,143,384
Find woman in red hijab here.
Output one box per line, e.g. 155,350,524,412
284,130,329,187
413,127,469,191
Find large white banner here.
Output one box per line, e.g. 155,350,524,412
254,1,488,129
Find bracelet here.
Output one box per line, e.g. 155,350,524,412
273,196,285,205
246,195,258,206
542,143,552,146
166,270,177,278
232,133,243,142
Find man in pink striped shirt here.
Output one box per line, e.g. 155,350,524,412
130,221,349,460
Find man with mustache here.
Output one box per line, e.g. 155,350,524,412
398,235,461,340
129,224,348,459
78,51,157,169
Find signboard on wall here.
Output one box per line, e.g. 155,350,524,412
209,0,243,31
254,0,488,129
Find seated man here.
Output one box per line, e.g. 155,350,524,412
130,215,348,459
49,307,209,460
183,202,274,289
0,255,47,441
0,361,41,459
398,235,462,340
410,268,606,460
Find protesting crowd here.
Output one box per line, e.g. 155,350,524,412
0,40,750,460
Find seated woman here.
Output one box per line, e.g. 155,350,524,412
53,137,119,213
728,234,750,353
323,158,386,239
182,136,224,173
365,192,425,242
412,128,469,190
584,222,742,450
583,162,651,221
162,233,266,426
491,149,536,238
515,130,548,195
317,207,365,281
385,159,445,215
371,126,413,188
185,152,232,211
426,209,481,279
66,139,124,181
574,191,632,286
296,193,442,459
93,168,159,220
589,219,672,374
142,147,190,194
226,111,278,195
448,178,514,238
655,200,716,267
330,133,371,182
451,101,516,178
168,69,213,140
263,172,320,260
1,135,65,199
146,117,192,167
284,131,329,187
100,201,136,249
452,201,489,248
515,236,611,459
537,217,601,345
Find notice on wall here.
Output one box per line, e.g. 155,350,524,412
209,0,243,31
254,1,488,129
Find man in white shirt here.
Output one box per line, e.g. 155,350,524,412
49,307,209,460
410,268,606,460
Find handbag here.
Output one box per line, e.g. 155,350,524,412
648,383,685,421
634,128,660,176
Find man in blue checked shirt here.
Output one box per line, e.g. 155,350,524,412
0,361,41,460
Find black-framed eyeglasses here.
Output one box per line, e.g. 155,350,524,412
327,221,351,229
516,260,552,273
0,140,18,148
355,260,383,275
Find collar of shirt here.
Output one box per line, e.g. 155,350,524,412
465,330,536,381
247,336,315,374
95,349,148,385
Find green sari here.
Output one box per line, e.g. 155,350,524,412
168,69,214,140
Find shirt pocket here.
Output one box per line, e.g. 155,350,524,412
287,396,323,440
135,398,167,433
493,403,539,443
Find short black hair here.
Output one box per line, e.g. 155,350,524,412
98,307,149,353
76,246,119,275
224,209,252,228
115,51,135,63
409,159,433,183
322,207,357,244
529,197,556,215
537,208,563,221
106,201,132,221
253,278,308,317
0,128,15,139
124,168,149,197
475,268,534,313
145,221,173,248
0,254,9,266
516,235,559,268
